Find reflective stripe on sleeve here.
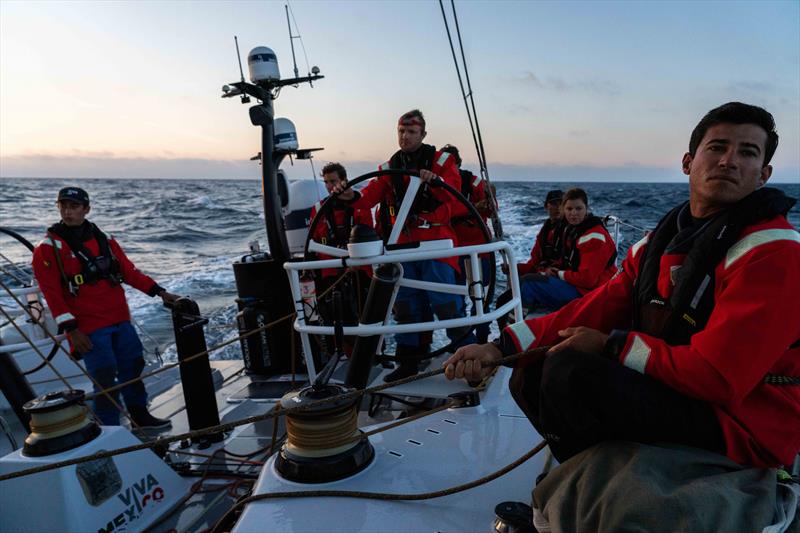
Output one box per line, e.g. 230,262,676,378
472,175,482,187
631,235,649,258
622,334,651,374
507,321,536,352
577,232,606,246
314,201,322,212
436,152,450,167
557,270,565,280
55,312,76,325
725,229,800,269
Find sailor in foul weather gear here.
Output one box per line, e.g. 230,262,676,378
309,163,374,355
515,189,566,276
335,110,476,381
497,188,616,329
445,103,800,469
31,186,179,428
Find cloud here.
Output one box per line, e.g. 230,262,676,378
514,70,620,96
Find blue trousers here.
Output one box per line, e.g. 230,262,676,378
82,321,147,425
520,275,581,312
457,256,493,343
394,260,476,349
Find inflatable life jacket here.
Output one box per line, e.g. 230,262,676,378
561,215,616,271
318,198,355,246
538,217,566,266
633,187,796,345
47,221,122,294
378,143,443,239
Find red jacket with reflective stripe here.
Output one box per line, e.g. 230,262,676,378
350,150,462,269
309,200,374,279
557,222,617,294
32,230,159,334
505,215,800,468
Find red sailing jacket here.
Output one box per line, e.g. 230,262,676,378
309,199,374,279
452,172,494,249
518,218,564,276
32,228,160,335
556,220,617,294
350,149,462,269
504,215,800,467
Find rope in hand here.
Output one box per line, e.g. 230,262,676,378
0,346,547,482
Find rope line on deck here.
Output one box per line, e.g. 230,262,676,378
0,347,545,482
209,439,549,533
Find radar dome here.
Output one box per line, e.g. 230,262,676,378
274,118,299,151
248,46,280,83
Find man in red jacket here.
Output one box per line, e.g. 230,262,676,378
335,109,475,381
309,163,374,355
444,102,800,469
32,187,179,429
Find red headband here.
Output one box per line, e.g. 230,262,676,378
398,116,424,128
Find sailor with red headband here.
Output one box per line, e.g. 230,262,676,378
335,109,475,380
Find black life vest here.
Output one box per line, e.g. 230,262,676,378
378,143,443,239
537,217,566,265
320,197,355,246
561,215,615,271
633,187,796,345
47,221,122,288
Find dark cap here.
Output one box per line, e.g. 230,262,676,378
544,189,563,205
57,187,89,206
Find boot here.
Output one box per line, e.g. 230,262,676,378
128,405,172,430
384,345,420,382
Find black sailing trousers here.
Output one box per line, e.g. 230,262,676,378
509,348,726,463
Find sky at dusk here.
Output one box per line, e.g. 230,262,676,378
1,0,798,183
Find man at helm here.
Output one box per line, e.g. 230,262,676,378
335,109,475,381
32,187,180,429
445,102,800,470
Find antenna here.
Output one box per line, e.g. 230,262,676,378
233,36,250,104
285,4,300,80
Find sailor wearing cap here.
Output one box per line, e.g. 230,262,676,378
32,186,180,429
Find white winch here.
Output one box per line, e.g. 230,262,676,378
0,390,187,533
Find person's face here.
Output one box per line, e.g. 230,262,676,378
683,122,772,218
397,123,426,153
545,200,561,220
58,200,90,227
322,171,345,194
563,199,587,226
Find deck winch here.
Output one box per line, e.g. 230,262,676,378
275,383,374,483
22,389,101,457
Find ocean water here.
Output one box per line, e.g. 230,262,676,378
1,177,798,361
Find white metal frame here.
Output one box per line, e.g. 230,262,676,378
285,176,524,380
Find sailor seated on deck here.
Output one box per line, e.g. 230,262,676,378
496,187,617,329
308,162,374,356
334,109,475,382
445,102,800,475
32,187,180,429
